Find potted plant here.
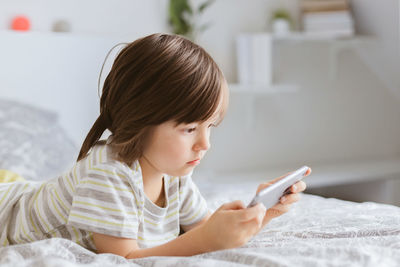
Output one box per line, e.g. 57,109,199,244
168,0,214,41
270,8,294,36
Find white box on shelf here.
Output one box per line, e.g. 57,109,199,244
236,34,252,84
236,33,273,86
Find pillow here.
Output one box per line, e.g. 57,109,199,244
0,98,77,181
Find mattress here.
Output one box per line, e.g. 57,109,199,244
0,182,399,267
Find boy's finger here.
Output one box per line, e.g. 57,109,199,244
291,181,307,193
219,200,245,211
269,203,291,213
257,171,294,194
256,182,273,194
266,167,311,189
237,203,266,222
280,193,300,204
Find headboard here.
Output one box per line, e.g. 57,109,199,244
0,30,125,146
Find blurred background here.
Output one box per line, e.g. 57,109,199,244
0,0,399,205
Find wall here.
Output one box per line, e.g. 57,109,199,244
351,0,400,98
0,0,171,145
0,0,298,82
0,0,168,38
0,31,118,144
199,41,400,172
0,0,399,175
197,0,400,172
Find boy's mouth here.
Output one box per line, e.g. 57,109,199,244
187,159,200,165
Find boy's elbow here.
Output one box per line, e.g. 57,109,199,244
92,232,140,258
97,247,142,259
126,248,143,259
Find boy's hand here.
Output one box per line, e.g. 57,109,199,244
198,200,266,252
197,168,310,251
256,168,311,231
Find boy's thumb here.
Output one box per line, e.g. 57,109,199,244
219,200,245,211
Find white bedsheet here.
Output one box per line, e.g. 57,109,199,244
0,181,399,267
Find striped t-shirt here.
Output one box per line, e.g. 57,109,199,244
0,140,209,251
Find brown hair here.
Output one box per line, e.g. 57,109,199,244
77,33,227,166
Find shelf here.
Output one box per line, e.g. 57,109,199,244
229,83,299,94
271,32,375,43
270,33,376,80
0,29,130,43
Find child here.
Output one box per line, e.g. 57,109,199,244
0,33,308,258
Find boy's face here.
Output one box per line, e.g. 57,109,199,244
139,81,228,180
140,116,218,178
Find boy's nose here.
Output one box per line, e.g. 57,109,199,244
194,133,210,152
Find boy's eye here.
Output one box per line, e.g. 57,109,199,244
208,124,217,128
186,127,196,133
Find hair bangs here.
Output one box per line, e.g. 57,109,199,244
172,64,223,125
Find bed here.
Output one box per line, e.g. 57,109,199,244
0,197,399,267
0,99,399,267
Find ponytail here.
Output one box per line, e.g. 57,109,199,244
76,113,108,161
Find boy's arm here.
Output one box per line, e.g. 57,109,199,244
128,224,211,258
94,212,212,258
93,201,267,259
181,211,212,232
93,223,212,259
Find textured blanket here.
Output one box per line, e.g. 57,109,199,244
1,182,399,267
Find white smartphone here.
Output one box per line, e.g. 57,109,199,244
247,165,310,209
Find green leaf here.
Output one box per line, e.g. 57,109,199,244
198,0,214,13
168,0,193,35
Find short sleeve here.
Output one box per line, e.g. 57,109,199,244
179,175,209,226
67,164,140,239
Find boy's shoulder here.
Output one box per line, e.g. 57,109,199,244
76,142,142,185
84,141,126,169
